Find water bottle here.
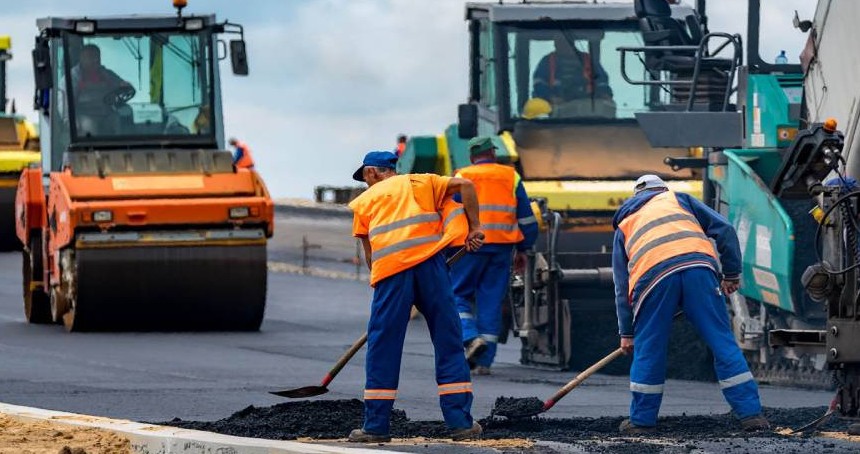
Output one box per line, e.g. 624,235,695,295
775,50,788,64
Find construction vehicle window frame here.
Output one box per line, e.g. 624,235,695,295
498,20,649,127
61,29,217,149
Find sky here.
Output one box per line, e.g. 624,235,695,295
0,0,815,198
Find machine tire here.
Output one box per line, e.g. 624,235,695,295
22,233,51,324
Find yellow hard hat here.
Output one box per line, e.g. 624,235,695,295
522,98,552,120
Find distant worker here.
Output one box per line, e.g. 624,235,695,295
611,175,769,434
451,137,538,375
229,137,255,169
347,151,485,443
531,35,615,117
395,134,407,157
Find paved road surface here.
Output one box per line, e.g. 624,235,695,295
0,215,836,426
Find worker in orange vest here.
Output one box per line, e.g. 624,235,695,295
229,137,255,169
450,137,538,375
395,134,407,157
347,151,484,443
612,175,768,434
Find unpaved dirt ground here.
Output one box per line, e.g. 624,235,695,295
0,414,130,454
165,399,860,453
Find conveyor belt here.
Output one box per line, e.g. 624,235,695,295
62,229,267,331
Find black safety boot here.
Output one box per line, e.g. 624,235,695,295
740,414,770,431
348,428,391,443
619,418,656,434
473,365,491,376
451,421,483,441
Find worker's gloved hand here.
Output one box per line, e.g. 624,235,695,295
721,278,740,295
513,251,528,275
620,337,634,355
466,229,485,252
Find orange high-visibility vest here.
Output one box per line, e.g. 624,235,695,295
618,191,717,302
234,141,255,169
453,163,523,245
349,175,466,286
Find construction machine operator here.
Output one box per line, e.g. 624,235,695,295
451,136,539,375
532,35,615,118
71,44,134,135
347,151,484,443
611,175,769,434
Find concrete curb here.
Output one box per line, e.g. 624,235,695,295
268,260,368,282
0,402,394,454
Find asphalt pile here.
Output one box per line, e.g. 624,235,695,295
492,396,545,418
165,399,851,442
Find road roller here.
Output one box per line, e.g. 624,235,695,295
16,2,274,331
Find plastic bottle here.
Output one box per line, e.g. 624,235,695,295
775,50,788,64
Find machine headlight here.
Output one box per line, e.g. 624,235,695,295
229,207,250,219
184,18,204,31
92,210,112,222
75,21,96,34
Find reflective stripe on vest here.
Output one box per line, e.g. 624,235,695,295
618,191,716,302
235,141,255,169
453,163,523,245
349,175,463,286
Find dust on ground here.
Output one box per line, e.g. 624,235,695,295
0,414,130,454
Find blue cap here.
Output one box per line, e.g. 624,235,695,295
353,151,398,182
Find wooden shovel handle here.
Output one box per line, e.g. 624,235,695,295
545,347,625,410
322,332,368,387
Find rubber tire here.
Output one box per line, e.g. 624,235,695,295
22,234,51,324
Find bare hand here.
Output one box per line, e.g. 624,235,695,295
620,337,634,355
513,252,527,275
466,230,485,252
721,279,740,295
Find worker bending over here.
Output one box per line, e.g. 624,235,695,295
229,137,255,169
451,137,538,375
612,175,769,434
347,151,484,442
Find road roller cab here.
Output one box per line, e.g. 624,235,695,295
16,6,274,331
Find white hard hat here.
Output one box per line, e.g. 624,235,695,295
634,174,668,194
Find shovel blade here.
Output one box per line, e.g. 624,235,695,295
269,385,329,399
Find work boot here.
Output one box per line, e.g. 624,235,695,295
473,366,491,376
848,423,860,436
464,338,487,370
347,429,391,443
451,421,483,441
618,419,656,434
740,414,770,432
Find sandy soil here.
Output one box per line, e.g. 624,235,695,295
0,415,130,454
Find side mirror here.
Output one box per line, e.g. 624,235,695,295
32,37,52,91
458,104,478,139
229,40,249,76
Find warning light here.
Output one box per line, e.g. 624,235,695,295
173,0,188,8
824,117,838,133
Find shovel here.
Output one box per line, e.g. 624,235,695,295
496,347,625,419
496,311,685,419
270,246,469,399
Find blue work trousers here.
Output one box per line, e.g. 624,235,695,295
630,267,762,427
363,253,473,435
450,248,513,367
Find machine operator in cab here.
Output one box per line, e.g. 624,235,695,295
229,137,255,169
532,34,615,118
71,44,135,135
